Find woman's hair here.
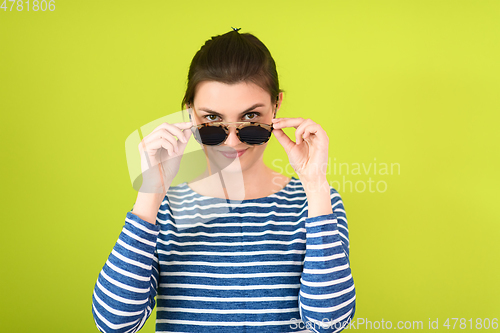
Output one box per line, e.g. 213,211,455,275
181,29,283,111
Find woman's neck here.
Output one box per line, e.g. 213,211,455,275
188,164,289,200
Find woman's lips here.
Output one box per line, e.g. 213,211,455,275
219,149,247,159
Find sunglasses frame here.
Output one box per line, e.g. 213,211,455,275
187,104,277,146
190,121,274,146
187,104,278,146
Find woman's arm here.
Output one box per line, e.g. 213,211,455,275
92,211,161,333
298,187,356,333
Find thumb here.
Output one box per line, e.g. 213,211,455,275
177,128,192,153
182,127,192,142
273,128,294,154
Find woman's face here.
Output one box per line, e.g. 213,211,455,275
188,80,279,175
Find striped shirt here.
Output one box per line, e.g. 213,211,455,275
92,176,356,333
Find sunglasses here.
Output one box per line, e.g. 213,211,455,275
190,121,274,146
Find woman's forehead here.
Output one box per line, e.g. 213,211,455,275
194,81,271,105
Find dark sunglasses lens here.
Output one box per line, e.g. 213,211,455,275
239,125,272,145
195,126,227,146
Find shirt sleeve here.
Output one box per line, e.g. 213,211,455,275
298,187,356,332
91,209,161,333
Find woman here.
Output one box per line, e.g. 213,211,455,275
92,28,356,333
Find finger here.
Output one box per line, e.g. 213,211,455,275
160,122,191,143
175,128,193,156
295,120,319,145
145,129,180,154
272,128,295,154
141,137,175,158
271,117,293,124
157,137,176,157
272,117,305,130
272,117,295,121
155,137,175,156
181,127,193,143
151,122,193,143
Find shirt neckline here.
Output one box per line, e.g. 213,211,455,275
182,176,297,202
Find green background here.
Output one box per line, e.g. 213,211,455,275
1,0,499,332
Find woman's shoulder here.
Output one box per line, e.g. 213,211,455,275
286,177,341,201
164,182,191,199
156,182,192,208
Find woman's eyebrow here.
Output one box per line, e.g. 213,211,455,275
198,103,265,117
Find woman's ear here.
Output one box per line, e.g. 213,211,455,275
275,92,283,114
184,103,193,121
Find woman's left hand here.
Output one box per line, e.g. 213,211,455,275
271,117,330,185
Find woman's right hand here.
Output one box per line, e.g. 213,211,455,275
137,121,193,194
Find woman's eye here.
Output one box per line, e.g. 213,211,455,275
204,115,219,121
244,112,260,120
203,112,260,122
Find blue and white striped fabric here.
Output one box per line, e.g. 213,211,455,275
92,176,356,333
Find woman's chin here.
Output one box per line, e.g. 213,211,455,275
205,154,245,173
213,158,245,173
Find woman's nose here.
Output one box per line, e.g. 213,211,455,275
223,127,242,146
